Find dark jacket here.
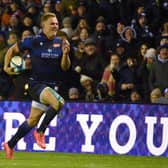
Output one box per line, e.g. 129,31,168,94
149,56,168,92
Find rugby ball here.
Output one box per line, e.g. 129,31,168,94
10,56,25,73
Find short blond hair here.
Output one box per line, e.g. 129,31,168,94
40,12,56,26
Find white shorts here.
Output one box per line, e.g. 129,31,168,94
32,100,48,111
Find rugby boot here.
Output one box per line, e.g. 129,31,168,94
3,142,14,159
33,130,46,149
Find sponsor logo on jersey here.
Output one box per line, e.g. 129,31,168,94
53,42,60,48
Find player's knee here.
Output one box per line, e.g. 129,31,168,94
58,101,64,110
59,97,65,108
52,97,65,111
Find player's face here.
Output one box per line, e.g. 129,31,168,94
43,17,59,39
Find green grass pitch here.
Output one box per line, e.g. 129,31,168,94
0,151,167,168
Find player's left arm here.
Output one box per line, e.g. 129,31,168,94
3,42,20,75
61,39,71,71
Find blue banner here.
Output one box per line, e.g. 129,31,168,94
0,101,168,157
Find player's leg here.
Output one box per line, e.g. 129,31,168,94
37,87,64,131
40,87,64,110
3,105,44,159
28,101,48,149
33,87,64,148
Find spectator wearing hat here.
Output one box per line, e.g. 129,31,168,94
121,26,137,43
130,4,145,27
91,16,110,61
133,12,154,46
114,39,127,64
74,37,105,85
68,87,80,100
131,1,159,31
149,44,168,96
144,48,156,71
80,74,96,101
120,26,138,58
92,16,106,36
60,17,74,39
121,0,160,29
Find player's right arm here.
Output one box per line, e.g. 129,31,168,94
3,43,20,75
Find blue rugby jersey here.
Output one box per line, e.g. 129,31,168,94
18,33,64,82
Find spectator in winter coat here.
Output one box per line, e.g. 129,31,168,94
149,44,168,94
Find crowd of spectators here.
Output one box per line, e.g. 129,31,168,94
0,0,168,104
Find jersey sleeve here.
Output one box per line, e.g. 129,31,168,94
18,36,33,52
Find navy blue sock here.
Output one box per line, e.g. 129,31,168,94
37,107,58,133
8,121,32,149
